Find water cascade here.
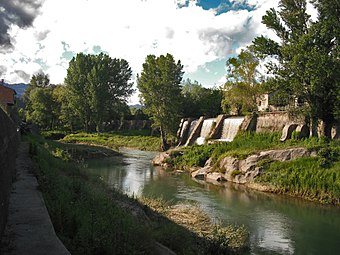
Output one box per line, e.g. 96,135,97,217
196,118,215,145
220,116,245,142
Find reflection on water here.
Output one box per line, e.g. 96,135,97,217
85,148,340,255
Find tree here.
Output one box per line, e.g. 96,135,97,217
137,53,184,151
252,0,340,137
25,86,57,129
182,79,222,118
24,73,56,129
221,50,264,115
64,53,133,132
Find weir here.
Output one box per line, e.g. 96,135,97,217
219,116,244,142
179,116,245,146
196,118,215,145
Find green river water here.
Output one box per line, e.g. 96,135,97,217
85,148,340,255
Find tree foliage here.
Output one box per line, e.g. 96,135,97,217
181,79,222,118
222,50,264,115
137,53,183,150
64,53,133,132
252,0,340,137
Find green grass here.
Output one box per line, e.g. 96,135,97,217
168,132,340,168
167,132,340,205
61,132,161,151
27,135,249,254
255,156,340,205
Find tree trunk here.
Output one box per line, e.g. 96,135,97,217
310,116,319,137
320,119,333,139
160,125,169,151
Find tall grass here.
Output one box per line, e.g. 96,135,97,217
27,135,249,254
27,136,153,254
168,132,340,169
256,157,340,205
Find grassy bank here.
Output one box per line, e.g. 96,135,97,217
61,132,161,151
255,155,340,205
27,135,249,254
166,132,340,205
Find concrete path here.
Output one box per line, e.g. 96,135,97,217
0,142,70,255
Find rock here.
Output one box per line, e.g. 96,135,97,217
239,154,260,173
152,152,170,166
259,147,309,161
218,147,312,185
219,156,239,174
191,167,210,180
206,172,223,182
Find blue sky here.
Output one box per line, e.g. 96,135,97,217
0,0,285,104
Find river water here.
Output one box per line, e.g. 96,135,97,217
85,148,340,255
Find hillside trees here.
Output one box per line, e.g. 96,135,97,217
221,50,264,115
137,54,183,151
252,0,340,137
65,53,133,132
24,73,57,129
182,79,223,118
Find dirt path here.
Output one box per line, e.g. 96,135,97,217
0,142,70,255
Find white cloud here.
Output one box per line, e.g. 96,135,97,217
1,0,283,92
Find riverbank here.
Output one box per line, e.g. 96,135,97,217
26,135,249,254
0,142,70,255
60,132,162,151
155,132,340,206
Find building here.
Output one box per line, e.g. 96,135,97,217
0,79,17,112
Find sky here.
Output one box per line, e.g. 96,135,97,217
0,0,317,104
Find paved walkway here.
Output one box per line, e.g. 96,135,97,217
0,142,70,255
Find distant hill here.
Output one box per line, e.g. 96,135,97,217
3,83,28,98
129,104,143,109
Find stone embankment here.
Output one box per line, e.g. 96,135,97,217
153,147,315,185
0,109,19,240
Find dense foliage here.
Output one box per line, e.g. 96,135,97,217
137,53,184,150
181,79,223,118
252,0,340,137
24,53,134,132
65,53,134,132
222,50,264,115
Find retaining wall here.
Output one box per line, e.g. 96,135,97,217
0,108,19,240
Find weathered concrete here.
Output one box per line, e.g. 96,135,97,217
185,116,205,146
280,123,298,141
0,108,19,240
0,143,70,255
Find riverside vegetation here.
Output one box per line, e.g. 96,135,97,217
165,132,340,205
27,134,249,255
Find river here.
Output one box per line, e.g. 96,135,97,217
85,148,340,255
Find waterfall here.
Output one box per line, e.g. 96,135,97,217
196,118,215,145
220,116,244,142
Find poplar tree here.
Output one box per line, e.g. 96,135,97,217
137,54,183,151
252,0,340,137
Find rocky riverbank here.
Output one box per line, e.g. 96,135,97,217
152,145,340,205
153,147,315,184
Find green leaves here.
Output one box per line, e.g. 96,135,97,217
222,50,264,115
65,53,133,132
137,53,184,150
252,0,340,137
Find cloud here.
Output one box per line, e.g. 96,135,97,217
14,70,31,81
0,0,44,49
0,0,281,89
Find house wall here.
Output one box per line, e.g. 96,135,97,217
0,108,19,240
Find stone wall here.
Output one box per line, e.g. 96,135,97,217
0,108,19,240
